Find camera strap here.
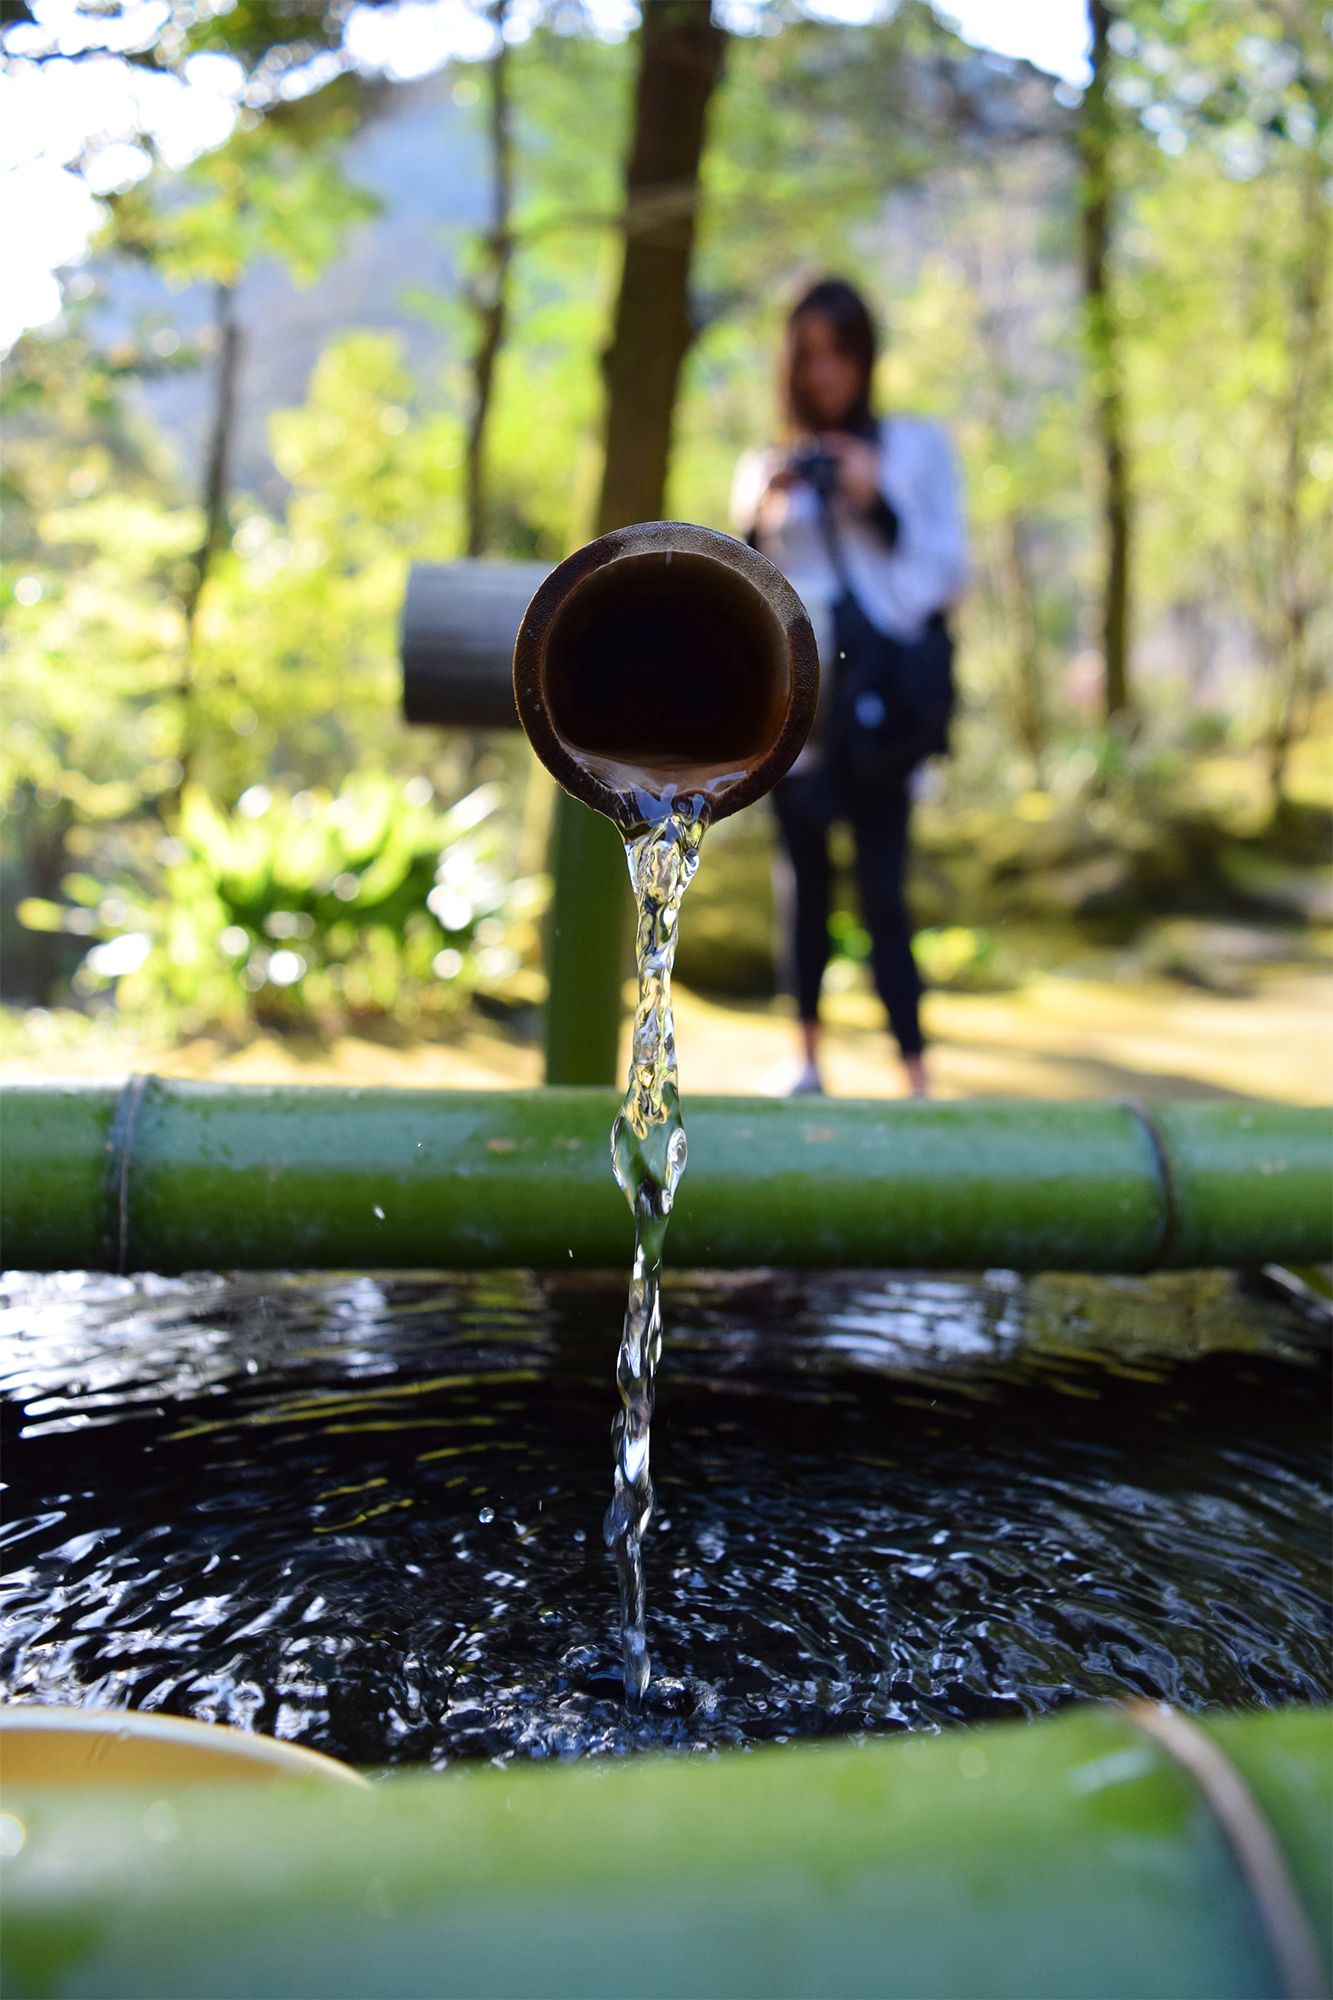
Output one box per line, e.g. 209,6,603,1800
815,492,855,610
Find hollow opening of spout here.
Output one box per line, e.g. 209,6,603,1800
541,550,791,795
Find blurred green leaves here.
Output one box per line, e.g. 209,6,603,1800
3,0,1328,1046
110,115,380,293
19,776,547,1037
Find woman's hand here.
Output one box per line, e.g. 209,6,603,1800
819,433,881,510
753,460,798,534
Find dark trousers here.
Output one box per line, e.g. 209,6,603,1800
771,770,924,1059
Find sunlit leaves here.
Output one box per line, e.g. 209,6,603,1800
108,102,380,290
21,775,548,1034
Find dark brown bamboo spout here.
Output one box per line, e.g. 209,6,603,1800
512,521,818,827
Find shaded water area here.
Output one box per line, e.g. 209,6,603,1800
1,1266,1328,1765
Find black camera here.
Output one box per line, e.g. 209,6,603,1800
786,444,839,501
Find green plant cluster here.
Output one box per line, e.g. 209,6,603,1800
18,778,547,1039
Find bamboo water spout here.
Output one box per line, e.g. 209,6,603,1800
399,529,816,1081
512,522,820,1696
511,521,819,827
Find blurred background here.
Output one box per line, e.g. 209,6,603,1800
2,0,1328,1103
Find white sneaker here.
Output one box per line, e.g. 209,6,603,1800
765,1059,824,1097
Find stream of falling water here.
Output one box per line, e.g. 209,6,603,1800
605,795,707,1700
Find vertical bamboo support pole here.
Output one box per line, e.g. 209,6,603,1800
543,792,627,1085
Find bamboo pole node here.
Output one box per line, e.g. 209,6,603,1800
107,1072,151,1275
1124,1097,1181,1266
1127,1700,1329,2000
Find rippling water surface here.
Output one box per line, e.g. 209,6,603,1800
1,1267,1327,1764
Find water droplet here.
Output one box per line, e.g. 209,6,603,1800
477,1507,495,1525
372,1205,385,1221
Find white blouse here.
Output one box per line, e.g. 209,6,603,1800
730,415,968,649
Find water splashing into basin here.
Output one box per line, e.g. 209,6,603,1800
2,1267,1327,1761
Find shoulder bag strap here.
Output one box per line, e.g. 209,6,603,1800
815,487,853,600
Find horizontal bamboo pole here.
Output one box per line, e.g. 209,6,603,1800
400,558,549,728
1,1080,1328,1273
2,1705,1328,1998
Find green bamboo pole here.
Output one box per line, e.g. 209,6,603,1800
2,1704,1328,1999
543,790,627,1084
1,1081,1327,1273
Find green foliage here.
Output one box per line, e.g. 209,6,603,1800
1,314,535,1030
185,332,468,799
2,480,194,822
110,100,379,292
19,777,547,1036
4,0,1328,1051
913,925,999,992
1,0,403,94
457,17,627,553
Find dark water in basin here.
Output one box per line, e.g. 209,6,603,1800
1,1268,1328,1765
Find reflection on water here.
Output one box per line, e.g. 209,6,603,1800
0,1267,1327,1764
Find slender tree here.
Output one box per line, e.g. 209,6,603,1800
594,0,728,535
1078,0,1133,725
168,277,241,799
111,109,376,809
1267,72,1330,811
544,0,728,1088
969,256,1052,784
463,0,516,557
1002,514,1047,784
181,282,241,634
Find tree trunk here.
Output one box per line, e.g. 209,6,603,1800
11,787,76,1004
1078,0,1132,727
174,279,242,806
594,0,727,535
182,281,241,635
544,0,727,1089
971,293,1048,785
1268,125,1329,813
1003,513,1047,785
463,0,515,559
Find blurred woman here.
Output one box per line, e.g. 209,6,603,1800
731,276,967,1097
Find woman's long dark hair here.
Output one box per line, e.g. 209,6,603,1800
781,276,879,439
